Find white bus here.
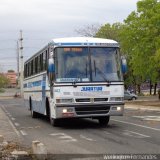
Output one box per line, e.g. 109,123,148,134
24,37,126,126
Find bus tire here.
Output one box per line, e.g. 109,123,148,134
31,109,38,118
30,98,38,118
50,118,59,127
46,98,59,127
98,116,110,126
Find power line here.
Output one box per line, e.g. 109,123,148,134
24,38,49,41
0,48,16,51
0,64,16,66
0,39,16,41
0,61,16,63
0,56,29,59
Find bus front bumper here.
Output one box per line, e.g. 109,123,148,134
53,103,124,119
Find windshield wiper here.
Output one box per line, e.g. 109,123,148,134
97,68,110,84
72,78,79,87
94,60,110,85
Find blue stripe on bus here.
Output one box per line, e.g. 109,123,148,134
53,42,119,47
54,43,83,46
24,80,42,88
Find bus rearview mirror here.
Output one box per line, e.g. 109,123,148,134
121,57,127,74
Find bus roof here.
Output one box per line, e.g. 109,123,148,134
25,37,119,64
50,37,119,47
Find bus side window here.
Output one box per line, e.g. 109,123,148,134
31,60,33,76
29,62,31,76
43,52,46,71
40,53,43,72
24,64,26,78
27,63,29,77
38,55,40,73
33,58,35,75
35,57,38,74
45,50,48,70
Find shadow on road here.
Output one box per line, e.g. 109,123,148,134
33,113,119,130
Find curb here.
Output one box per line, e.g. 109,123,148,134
32,140,47,160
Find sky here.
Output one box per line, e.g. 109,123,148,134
0,0,139,72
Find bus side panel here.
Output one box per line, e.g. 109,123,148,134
23,82,30,110
39,74,47,114
23,73,48,115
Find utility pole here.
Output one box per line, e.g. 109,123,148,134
17,41,20,88
19,30,24,97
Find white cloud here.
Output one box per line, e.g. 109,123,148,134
0,0,139,71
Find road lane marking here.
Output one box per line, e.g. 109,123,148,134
14,123,20,127
123,130,150,138
63,139,77,142
7,113,12,117
50,133,64,136
20,130,28,136
59,135,73,139
11,118,15,121
112,119,160,131
80,135,96,141
50,133,77,142
35,126,41,129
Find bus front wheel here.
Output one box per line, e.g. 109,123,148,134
31,109,38,118
30,99,38,118
98,116,110,126
50,118,59,127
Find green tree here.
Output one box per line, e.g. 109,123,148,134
119,0,160,94
96,22,123,41
0,74,9,89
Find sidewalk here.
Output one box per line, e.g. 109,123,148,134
0,88,20,99
0,105,20,142
0,105,31,159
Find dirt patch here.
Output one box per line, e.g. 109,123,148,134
0,141,31,159
125,100,160,107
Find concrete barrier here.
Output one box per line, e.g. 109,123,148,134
0,135,4,143
32,140,47,160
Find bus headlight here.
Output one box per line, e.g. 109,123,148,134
110,97,123,102
62,108,74,117
112,106,121,111
56,98,73,103
62,109,67,113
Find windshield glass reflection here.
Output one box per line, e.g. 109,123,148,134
91,48,122,82
56,48,90,82
55,47,122,82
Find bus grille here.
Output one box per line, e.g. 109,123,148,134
94,98,108,102
75,98,108,103
75,106,110,115
76,98,90,102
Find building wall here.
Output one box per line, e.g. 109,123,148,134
4,72,17,87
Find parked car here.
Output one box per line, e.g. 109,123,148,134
124,91,137,100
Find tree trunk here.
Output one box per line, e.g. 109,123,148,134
154,83,157,95
137,84,141,94
149,80,152,95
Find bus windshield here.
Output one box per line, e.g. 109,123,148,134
55,47,123,83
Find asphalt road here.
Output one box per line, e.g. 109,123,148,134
0,98,160,158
